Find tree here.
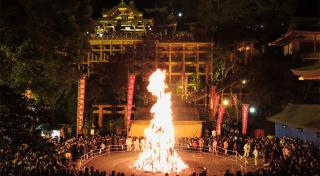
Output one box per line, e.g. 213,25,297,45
195,0,296,45
0,0,94,106
228,51,306,118
0,85,53,151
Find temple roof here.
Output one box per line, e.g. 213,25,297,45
102,0,142,19
269,30,320,46
268,104,320,130
291,62,320,80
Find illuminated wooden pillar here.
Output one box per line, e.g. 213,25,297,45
196,44,200,80
169,43,172,82
182,44,186,96
211,42,214,77
155,41,159,68
121,40,124,54
109,41,112,56
100,41,103,60
97,106,104,128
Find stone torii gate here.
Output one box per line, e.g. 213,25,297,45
92,104,135,130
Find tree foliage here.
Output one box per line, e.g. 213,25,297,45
229,52,306,116
198,0,296,37
0,0,94,106
0,85,52,151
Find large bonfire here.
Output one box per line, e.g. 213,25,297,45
134,69,187,173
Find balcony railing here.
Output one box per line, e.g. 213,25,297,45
89,34,144,40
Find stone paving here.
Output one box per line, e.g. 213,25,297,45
85,151,262,176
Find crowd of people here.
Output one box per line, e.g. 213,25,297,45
1,117,319,176
61,135,147,162
176,117,320,176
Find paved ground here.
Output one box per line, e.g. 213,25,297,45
84,151,262,176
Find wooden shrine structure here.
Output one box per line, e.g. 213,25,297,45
92,104,135,130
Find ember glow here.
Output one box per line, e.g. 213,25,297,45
134,69,188,173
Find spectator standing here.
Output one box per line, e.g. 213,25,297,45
140,137,145,151
253,147,259,166
243,142,251,158
212,139,218,155
223,140,229,154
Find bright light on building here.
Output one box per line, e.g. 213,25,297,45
249,107,256,113
51,130,60,138
223,99,229,106
246,46,250,50
178,12,183,17
242,80,246,84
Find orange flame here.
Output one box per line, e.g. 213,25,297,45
134,69,187,173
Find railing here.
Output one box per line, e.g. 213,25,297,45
77,143,247,172
78,146,111,170
174,144,247,173
90,34,144,40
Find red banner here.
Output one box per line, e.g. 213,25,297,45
77,75,86,136
127,74,136,134
215,105,225,136
212,95,220,119
242,104,249,135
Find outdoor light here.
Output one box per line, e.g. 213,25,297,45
241,80,246,84
298,76,304,80
51,130,60,138
245,46,250,50
222,99,229,106
249,107,256,113
178,12,183,17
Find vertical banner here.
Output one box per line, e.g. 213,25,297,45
127,74,136,134
212,95,220,119
242,104,249,135
181,72,186,95
77,75,86,136
215,105,225,136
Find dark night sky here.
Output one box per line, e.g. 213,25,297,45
91,0,319,19
91,0,156,18
295,0,320,17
